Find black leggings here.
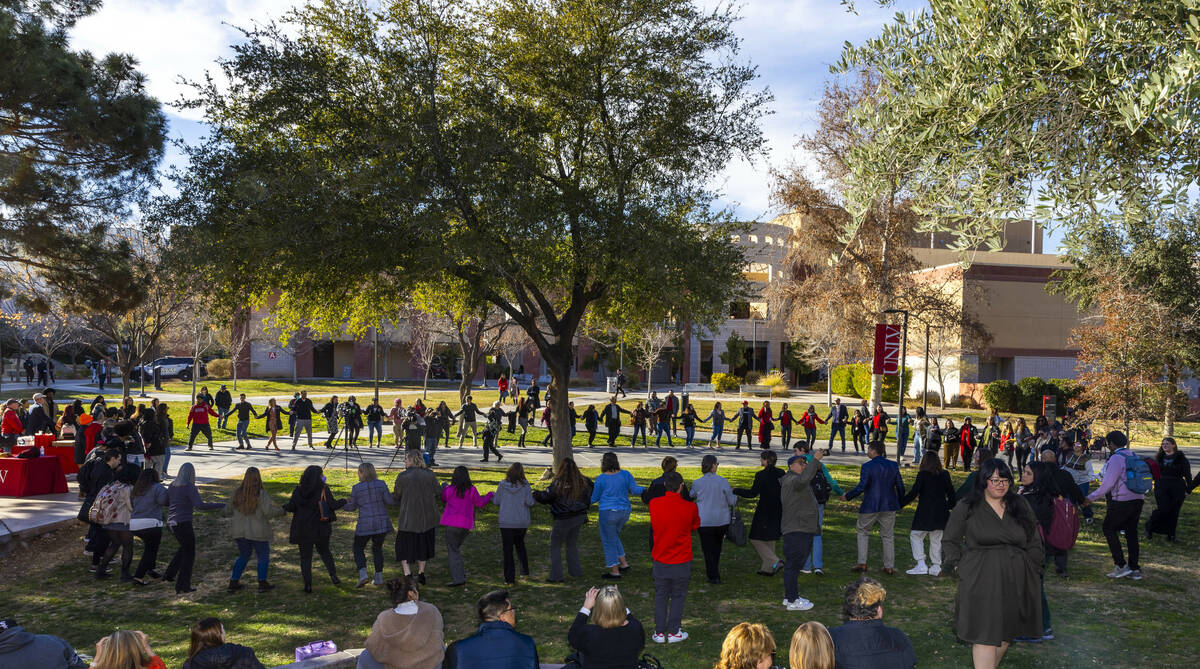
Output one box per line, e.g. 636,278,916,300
353,533,385,573
102,529,134,574
165,522,197,591
133,527,163,578
698,525,728,582
1147,479,1187,539
500,528,529,584
299,537,337,586
780,424,792,448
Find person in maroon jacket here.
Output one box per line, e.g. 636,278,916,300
185,400,220,451
0,398,23,451
959,417,979,473
648,471,700,644
778,403,796,449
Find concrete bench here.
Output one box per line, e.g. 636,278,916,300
270,649,565,669
743,384,772,397
682,383,714,393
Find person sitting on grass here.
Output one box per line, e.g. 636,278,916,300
828,577,916,669
788,621,835,669
713,622,776,669
0,618,86,669
358,576,445,669
566,586,646,668
443,590,539,669
181,617,265,669
91,630,167,669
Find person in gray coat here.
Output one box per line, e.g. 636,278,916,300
780,450,825,611
392,450,442,585
0,619,86,669
690,454,736,584
492,462,536,585
344,462,397,587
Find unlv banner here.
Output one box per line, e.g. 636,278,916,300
872,323,902,375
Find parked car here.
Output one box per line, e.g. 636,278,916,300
130,357,206,381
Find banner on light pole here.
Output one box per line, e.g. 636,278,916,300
872,323,902,375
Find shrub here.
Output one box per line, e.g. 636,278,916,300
1047,378,1083,405
847,362,913,403
950,394,981,409
807,381,826,393
711,372,741,393
981,380,1017,412
759,371,787,387
1016,376,1049,413
917,390,942,408
830,364,857,397
744,370,763,385
770,385,791,397
206,358,232,378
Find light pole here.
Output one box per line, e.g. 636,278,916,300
373,325,380,403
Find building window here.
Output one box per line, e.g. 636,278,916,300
749,234,758,243
700,340,713,380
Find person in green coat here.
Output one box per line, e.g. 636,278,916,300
943,458,1043,668
224,466,285,592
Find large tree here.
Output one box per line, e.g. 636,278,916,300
837,0,1200,250
1,0,165,287
412,277,509,403
165,0,766,467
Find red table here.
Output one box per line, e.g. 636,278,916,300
12,445,78,475
0,456,69,496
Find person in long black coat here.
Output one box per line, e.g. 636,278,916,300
899,452,957,576
1147,437,1192,542
283,465,347,593
732,450,785,575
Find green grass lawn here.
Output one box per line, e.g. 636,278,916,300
3,464,1196,668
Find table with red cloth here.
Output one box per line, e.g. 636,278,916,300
12,444,78,475
0,456,69,496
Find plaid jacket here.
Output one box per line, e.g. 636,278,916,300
343,479,395,536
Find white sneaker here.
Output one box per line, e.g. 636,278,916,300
906,562,929,576
1107,565,1133,579
786,598,814,611
928,565,942,577
651,633,666,644
799,568,812,574
667,631,688,643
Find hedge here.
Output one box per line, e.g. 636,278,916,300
830,365,856,397
1016,376,1049,413
711,372,741,393
832,363,913,403
981,379,1017,412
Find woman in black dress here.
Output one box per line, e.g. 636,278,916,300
900,451,956,576
732,450,784,575
943,458,1042,668
283,465,346,593
1146,437,1192,542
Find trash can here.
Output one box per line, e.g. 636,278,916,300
606,376,618,394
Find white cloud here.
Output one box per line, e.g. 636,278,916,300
70,0,299,121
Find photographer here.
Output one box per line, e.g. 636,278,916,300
320,396,340,448
340,396,364,447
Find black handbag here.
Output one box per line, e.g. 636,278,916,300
638,654,664,669
726,502,747,546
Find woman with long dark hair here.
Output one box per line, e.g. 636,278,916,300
439,466,494,587
943,458,1043,667
96,465,139,583
1017,461,1059,642
182,618,265,669
1014,418,1033,473
225,466,284,592
900,451,956,576
129,468,168,584
1146,437,1192,542
263,398,288,451
283,465,346,593
164,462,225,594
534,457,594,582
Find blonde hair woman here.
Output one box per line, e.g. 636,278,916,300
566,586,645,667
223,466,284,592
344,461,396,587
788,621,834,669
92,630,165,669
714,622,776,669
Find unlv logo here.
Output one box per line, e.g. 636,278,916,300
872,324,902,375
0,469,7,483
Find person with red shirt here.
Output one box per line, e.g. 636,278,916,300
0,398,23,451
798,405,825,450
185,399,220,451
497,375,510,404
648,471,700,644
778,403,796,449
757,401,774,450
959,417,979,472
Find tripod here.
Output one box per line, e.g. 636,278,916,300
323,421,362,470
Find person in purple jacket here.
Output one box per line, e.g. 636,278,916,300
163,462,225,594
1085,430,1147,580
842,440,905,575
440,466,495,587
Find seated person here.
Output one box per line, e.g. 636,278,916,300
91,630,167,669
788,621,835,669
443,590,539,669
566,586,645,668
181,617,266,669
0,618,87,669
714,623,776,669
359,576,444,669
828,578,916,669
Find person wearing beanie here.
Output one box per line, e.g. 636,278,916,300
1086,430,1146,580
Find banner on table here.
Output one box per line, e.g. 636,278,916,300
872,323,902,375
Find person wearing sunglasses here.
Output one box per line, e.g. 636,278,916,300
943,458,1043,668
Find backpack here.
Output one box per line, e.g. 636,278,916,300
811,469,832,504
89,482,126,525
1046,497,1080,551
1122,454,1153,495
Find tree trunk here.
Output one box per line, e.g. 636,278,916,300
546,351,573,473
645,359,655,400
233,357,239,392
826,363,832,408
1163,362,1179,438
423,364,430,400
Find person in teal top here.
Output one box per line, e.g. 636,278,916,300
591,451,644,579
795,445,843,574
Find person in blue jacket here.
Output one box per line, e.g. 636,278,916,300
842,440,905,574
443,589,539,669
591,451,644,579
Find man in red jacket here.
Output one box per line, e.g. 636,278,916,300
0,398,22,451
648,471,700,644
185,399,219,451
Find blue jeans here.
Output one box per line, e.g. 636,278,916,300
425,435,439,463
655,422,673,446
232,538,269,581
828,423,847,450
911,432,923,463
632,424,647,444
1079,482,1093,519
711,425,723,443
236,420,250,448
162,446,172,477
218,410,230,429
367,421,382,444
598,508,630,568
684,425,695,447
897,429,909,459
803,504,826,570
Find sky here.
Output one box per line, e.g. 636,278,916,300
69,0,999,235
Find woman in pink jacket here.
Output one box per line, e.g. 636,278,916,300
440,466,494,587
